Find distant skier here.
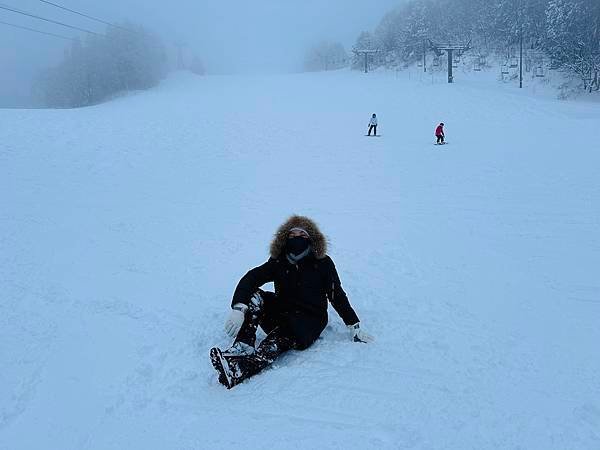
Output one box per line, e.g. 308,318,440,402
435,122,445,144
210,215,374,389
367,113,378,136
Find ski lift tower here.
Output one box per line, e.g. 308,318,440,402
429,41,471,83
354,49,379,73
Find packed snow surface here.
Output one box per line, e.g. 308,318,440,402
1,69,599,449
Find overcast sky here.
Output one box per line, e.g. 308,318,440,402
0,0,401,106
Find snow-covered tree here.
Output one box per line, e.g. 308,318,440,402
35,23,168,108
351,31,379,69
353,0,598,92
304,41,348,72
546,0,600,90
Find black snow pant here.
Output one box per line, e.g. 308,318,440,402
368,125,377,136
228,291,296,384
436,134,444,144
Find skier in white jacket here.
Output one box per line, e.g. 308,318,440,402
367,113,378,136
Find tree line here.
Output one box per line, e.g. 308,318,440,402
34,24,168,108
303,41,349,72
351,0,600,91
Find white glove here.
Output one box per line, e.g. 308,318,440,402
224,303,247,337
348,323,374,343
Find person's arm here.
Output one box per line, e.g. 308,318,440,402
324,256,374,343
324,256,360,325
230,258,277,308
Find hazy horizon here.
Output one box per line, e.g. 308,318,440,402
0,0,402,106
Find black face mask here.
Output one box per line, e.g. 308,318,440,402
286,236,310,256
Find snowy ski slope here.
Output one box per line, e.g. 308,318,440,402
1,69,599,449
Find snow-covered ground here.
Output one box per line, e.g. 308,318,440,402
1,69,599,449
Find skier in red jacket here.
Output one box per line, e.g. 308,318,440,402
435,123,445,144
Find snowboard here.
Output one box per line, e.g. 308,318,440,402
365,134,382,137
434,142,449,145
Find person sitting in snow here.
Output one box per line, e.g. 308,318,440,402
435,122,445,144
368,113,378,136
210,215,374,389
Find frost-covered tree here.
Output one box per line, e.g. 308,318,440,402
353,0,598,92
304,41,348,72
490,0,547,51
546,0,600,90
35,23,168,108
351,31,379,69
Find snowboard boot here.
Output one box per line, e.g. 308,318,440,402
210,338,293,389
210,342,256,389
209,347,229,387
210,342,259,389
210,347,239,389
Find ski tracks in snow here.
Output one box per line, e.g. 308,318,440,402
2,71,600,449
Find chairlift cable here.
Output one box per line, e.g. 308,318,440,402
35,0,135,33
0,18,75,40
0,3,101,35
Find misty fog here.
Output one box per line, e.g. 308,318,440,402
0,0,400,107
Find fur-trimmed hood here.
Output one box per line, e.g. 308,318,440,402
270,215,328,259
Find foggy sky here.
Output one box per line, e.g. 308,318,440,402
0,0,401,106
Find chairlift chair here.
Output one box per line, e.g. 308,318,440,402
501,64,509,75
510,57,518,68
535,66,545,78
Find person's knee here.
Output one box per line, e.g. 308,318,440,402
249,289,275,312
257,291,279,334
260,290,277,304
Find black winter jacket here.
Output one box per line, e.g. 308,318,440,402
231,253,360,349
